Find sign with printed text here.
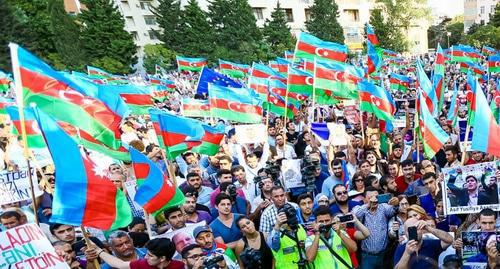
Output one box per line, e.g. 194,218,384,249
0,223,70,268
0,168,42,206
344,106,360,125
235,124,267,144
281,159,303,189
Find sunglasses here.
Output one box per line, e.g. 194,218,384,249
336,191,348,196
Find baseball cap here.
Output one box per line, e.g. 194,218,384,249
192,225,212,238
443,254,462,266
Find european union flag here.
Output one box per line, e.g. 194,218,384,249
196,67,242,95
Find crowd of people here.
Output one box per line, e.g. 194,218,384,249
0,51,499,269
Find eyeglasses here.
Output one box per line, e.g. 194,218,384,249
354,178,364,182
336,191,348,196
186,254,204,259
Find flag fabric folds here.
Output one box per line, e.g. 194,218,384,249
34,107,132,230
294,32,348,63
451,45,482,63
149,109,205,160
219,59,250,78
130,147,178,214
314,60,364,100
432,44,445,112
471,77,500,156
366,40,382,75
0,71,12,93
176,56,207,72
7,106,46,149
182,98,211,118
208,84,263,123
416,60,438,116
358,80,395,121
196,67,243,95
365,23,379,46
418,94,450,159
488,54,500,73
389,73,411,92
191,124,225,156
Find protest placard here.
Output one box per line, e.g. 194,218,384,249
155,221,206,255
0,223,70,268
0,168,42,206
441,161,499,215
281,159,304,190
344,105,360,125
234,124,267,144
327,123,348,146
461,231,498,269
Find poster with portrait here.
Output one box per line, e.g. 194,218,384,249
441,161,499,215
155,221,207,256
461,231,498,269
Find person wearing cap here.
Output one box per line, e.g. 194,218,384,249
192,225,239,268
393,216,453,269
442,254,462,269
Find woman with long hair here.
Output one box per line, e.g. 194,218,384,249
234,216,274,269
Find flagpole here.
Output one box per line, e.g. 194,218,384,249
284,67,290,133
312,58,317,123
461,125,471,165
81,225,101,269
9,43,39,225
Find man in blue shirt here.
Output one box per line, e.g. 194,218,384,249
329,184,362,215
393,217,453,269
322,159,344,200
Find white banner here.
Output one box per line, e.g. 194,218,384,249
281,159,304,189
0,168,42,206
235,124,267,144
0,223,70,268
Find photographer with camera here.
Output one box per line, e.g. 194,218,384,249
181,244,229,269
305,206,355,269
192,226,239,269
260,185,293,233
234,216,274,269
267,190,309,269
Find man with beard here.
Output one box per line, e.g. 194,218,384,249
145,144,166,172
395,160,420,194
53,241,85,269
182,192,212,224
163,207,188,234
101,231,147,269
183,172,213,207
267,123,277,146
390,144,404,161
444,145,460,168
380,176,399,196
296,193,315,224
322,159,344,200
275,133,297,159
193,226,238,268
388,160,401,179
329,184,363,215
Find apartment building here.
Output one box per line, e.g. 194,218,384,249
463,0,498,31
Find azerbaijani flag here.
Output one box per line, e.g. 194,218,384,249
0,71,12,93
460,62,485,77
34,107,132,230
192,124,225,156
432,44,446,112
149,109,205,160
284,50,294,60
358,80,395,121
181,98,211,118
130,147,181,214
0,97,15,115
367,40,383,75
488,54,500,73
451,45,482,63
389,73,411,92
365,23,379,46
418,92,450,158
482,46,497,56
219,59,250,78
99,84,153,115
288,66,314,95
269,78,307,105
489,90,500,124
251,63,286,83
470,77,500,156
265,92,295,119
294,32,348,63
269,58,291,75
11,44,124,150
416,60,438,116
7,106,46,149
314,59,364,100
382,49,399,59
208,84,263,123
87,66,128,84
248,76,269,102
176,56,207,72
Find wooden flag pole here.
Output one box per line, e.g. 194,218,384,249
80,225,101,269
9,43,39,224
461,124,471,165
312,58,317,123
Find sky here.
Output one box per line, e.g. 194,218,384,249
427,0,464,18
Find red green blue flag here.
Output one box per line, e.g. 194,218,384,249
208,84,263,123
11,44,124,150
176,56,207,72
33,107,132,230
0,97,15,115
365,23,379,46
7,106,46,149
269,58,291,75
432,44,446,112
130,147,181,214
0,71,12,93
460,62,485,77
389,73,411,92
86,66,128,84
488,54,500,73
466,73,478,126
416,60,438,116
447,83,459,126
482,46,497,56
149,109,205,160
294,32,348,63
417,92,450,158
470,77,500,157
284,51,294,60
451,45,482,63
248,76,269,102
314,59,364,100
219,59,250,78
192,124,225,156
358,80,395,121
181,98,211,118
382,49,399,59
288,66,314,96
367,40,383,75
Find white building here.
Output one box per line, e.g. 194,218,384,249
463,0,498,32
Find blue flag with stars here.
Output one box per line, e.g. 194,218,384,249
196,67,243,95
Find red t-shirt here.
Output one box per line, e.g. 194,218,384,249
345,227,359,268
395,174,421,194
129,259,184,269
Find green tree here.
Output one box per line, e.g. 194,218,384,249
208,0,262,62
79,0,137,74
262,2,294,58
0,0,28,70
142,44,176,73
177,0,214,57
369,8,407,52
152,0,182,51
427,18,451,49
490,3,500,27
466,23,481,35
48,0,86,70
305,0,344,44
462,25,500,49
445,21,464,47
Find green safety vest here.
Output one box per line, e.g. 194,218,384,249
312,230,352,269
272,227,308,269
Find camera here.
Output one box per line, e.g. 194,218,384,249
278,203,299,230
301,156,320,193
253,175,264,189
239,248,263,269
227,184,237,200
203,254,225,269
264,160,281,186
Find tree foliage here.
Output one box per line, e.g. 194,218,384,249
369,8,407,52
79,0,137,74
177,0,214,57
142,44,176,74
0,0,28,70
462,25,500,49
489,3,500,27
262,2,294,58
305,0,344,44
153,0,182,52
48,0,86,70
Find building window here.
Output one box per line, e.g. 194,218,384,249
149,31,158,40
252,8,264,20
140,1,152,10
131,31,138,41
125,16,135,26
284,9,294,22
304,9,311,21
344,9,359,22
144,15,156,25
480,6,485,14
493,5,496,13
